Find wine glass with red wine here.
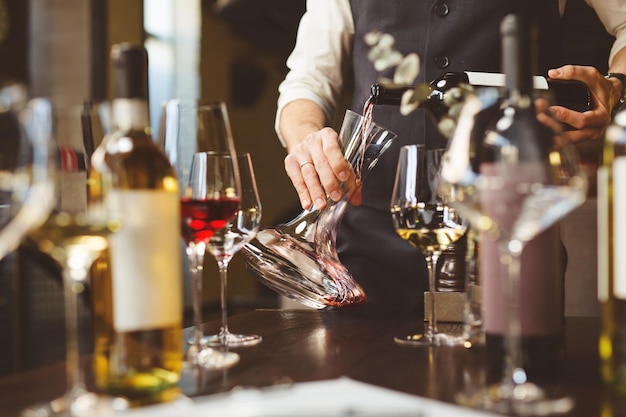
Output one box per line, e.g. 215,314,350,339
160,100,241,369
203,152,262,347
182,151,241,368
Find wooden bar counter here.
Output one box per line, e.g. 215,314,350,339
0,308,612,416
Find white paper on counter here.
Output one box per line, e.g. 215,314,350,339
117,377,496,417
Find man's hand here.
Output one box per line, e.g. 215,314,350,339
548,65,622,142
284,127,360,210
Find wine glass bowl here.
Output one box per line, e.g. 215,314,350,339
160,99,237,185
0,89,55,260
391,145,467,346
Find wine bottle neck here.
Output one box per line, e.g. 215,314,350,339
369,84,409,106
501,14,535,99
111,43,150,101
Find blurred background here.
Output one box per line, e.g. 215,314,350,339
0,0,612,376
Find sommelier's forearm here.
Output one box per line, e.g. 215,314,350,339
278,99,328,153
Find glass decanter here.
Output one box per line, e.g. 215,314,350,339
241,109,396,309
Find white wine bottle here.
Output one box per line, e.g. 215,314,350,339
90,43,183,406
598,105,626,392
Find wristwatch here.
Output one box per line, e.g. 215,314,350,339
606,72,626,116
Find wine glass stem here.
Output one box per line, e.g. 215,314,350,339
499,240,526,386
218,261,230,342
425,253,441,339
187,245,205,354
61,265,87,399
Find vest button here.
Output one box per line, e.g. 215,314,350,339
434,3,450,17
434,55,450,69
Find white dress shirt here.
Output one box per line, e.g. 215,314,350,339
276,0,626,145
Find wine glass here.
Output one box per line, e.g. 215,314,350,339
22,100,128,416
0,84,55,260
440,90,586,413
203,152,262,347
181,151,241,368
390,144,467,346
160,99,241,369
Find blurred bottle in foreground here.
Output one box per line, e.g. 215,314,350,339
90,43,183,406
598,100,626,395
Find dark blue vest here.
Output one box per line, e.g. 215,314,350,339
349,0,563,211
337,1,563,313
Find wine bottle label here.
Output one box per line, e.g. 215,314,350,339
481,229,562,336
597,166,610,302
479,162,562,336
614,158,626,299
465,71,549,89
59,171,87,213
112,99,150,133
109,190,182,332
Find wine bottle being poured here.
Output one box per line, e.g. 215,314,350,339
367,71,592,138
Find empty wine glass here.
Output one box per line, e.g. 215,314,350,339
0,84,55,260
22,99,128,416
182,151,241,368
203,152,262,347
390,145,467,346
160,99,241,369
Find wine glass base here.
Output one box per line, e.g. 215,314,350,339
22,390,129,417
394,332,467,347
203,332,263,348
456,382,575,416
185,345,240,370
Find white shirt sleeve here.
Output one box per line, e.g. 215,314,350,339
274,0,354,146
586,0,626,66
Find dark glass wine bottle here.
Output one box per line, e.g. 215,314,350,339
90,43,183,406
479,15,566,386
368,71,592,137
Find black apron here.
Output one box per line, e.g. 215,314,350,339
337,0,564,314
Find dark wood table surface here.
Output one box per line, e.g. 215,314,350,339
0,308,615,417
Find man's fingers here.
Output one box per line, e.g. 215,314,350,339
285,154,314,209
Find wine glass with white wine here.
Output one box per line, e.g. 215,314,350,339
22,100,127,417
391,144,467,347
